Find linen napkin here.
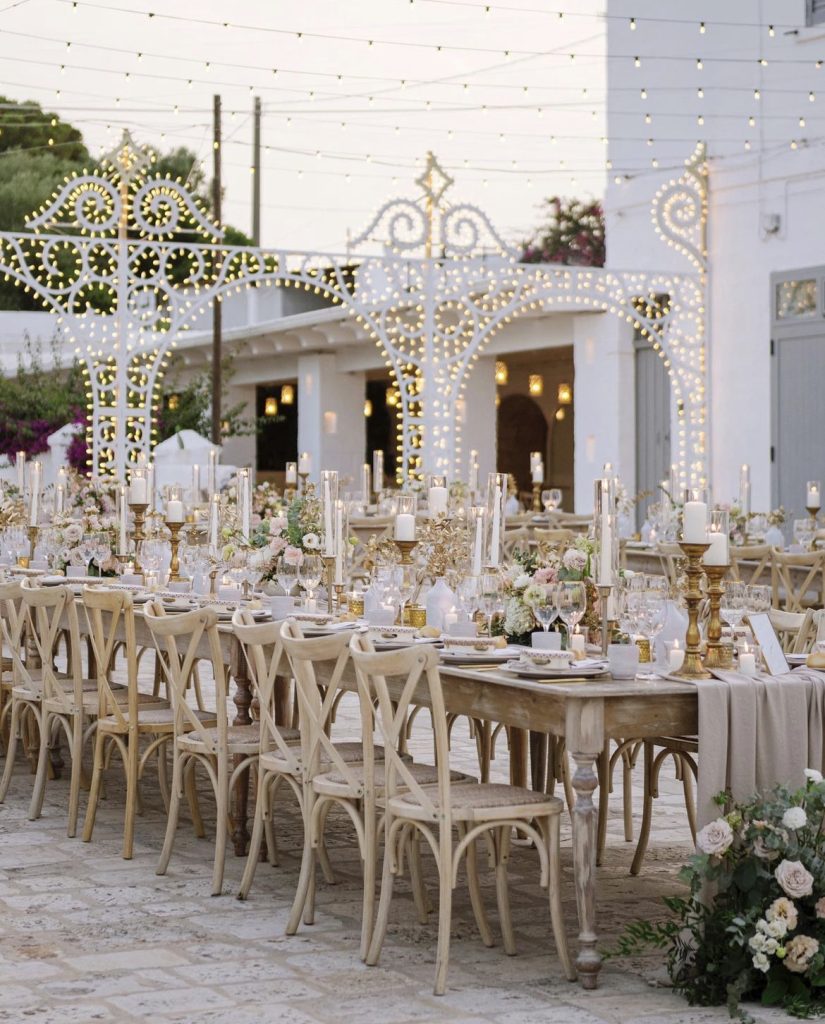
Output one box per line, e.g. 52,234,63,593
695,668,825,826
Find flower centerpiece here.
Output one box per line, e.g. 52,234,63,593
613,774,825,1020
254,487,323,581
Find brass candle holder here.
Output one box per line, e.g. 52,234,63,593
807,507,820,549
298,471,309,495
128,502,149,575
334,582,345,612
394,538,418,565
208,567,219,598
166,520,184,583
704,563,732,670
323,555,336,614
28,524,39,563
597,583,612,658
673,540,712,680
532,483,542,513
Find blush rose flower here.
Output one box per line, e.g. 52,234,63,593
767,897,798,932
534,566,558,584
784,935,819,974
283,546,304,567
775,860,814,900
562,549,587,574
696,818,733,857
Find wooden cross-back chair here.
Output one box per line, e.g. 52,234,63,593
145,601,258,895
771,550,825,613
729,544,772,586
348,639,574,995
232,611,302,901
0,580,41,803
80,587,176,859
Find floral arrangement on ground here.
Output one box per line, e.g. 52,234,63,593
612,774,825,1020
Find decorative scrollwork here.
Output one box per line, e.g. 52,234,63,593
131,179,223,241
27,177,120,236
440,204,519,258
350,199,428,253
652,143,707,271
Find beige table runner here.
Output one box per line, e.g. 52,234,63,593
696,668,825,826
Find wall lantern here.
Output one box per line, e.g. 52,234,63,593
528,374,544,396
494,360,509,385
264,396,279,417
557,382,573,405
280,384,295,405
364,399,373,417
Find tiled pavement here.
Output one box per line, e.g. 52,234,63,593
0,686,791,1024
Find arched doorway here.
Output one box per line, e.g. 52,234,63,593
497,394,548,493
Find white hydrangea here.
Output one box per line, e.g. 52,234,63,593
504,596,534,637
512,573,532,591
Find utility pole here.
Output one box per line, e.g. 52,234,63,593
211,93,222,446
252,96,261,245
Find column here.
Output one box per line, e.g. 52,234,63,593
461,356,497,482
297,353,366,482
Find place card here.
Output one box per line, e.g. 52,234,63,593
747,612,790,676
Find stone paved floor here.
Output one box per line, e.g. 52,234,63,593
0,683,793,1024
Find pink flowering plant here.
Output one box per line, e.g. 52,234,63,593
613,774,825,1019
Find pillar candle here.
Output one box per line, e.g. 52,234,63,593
285,461,297,486
570,629,586,654
682,501,707,542
28,461,41,527
598,479,613,586
395,513,416,541
807,483,821,509
472,513,484,576
361,464,371,504
704,529,729,566
118,485,128,554
739,463,751,516
739,644,757,677
207,448,217,496
529,451,542,471
298,452,311,475
15,451,25,493
129,474,147,505
334,501,344,585
669,641,685,671
490,483,501,567
531,461,544,485
192,464,200,501
147,462,155,510
323,478,334,555
239,469,251,539
166,498,184,523
428,486,448,517
372,450,384,490
209,494,220,551
55,483,65,516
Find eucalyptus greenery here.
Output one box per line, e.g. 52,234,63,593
611,777,825,1020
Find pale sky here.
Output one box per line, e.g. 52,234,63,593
0,0,608,252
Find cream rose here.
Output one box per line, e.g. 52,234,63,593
775,860,814,900
696,818,734,856
782,806,808,830
784,934,819,974
767,897,798,932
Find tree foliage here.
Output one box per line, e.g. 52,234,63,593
520,196,605,267
156,356,255,443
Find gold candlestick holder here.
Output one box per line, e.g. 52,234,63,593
298,472,309,495
334,582,345,612
394,538,418,565
285,486,296,503
807,507,820,549
532,483,542,513
28,524,39,563
674,541,712,680
166,520,184,583
323,555,336,614
597,583,612,658
128,502,149,575
209,567,219,598
704,563,731,670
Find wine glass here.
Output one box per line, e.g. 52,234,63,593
299,553,323,607
556,581,586,639
527,581,558,633
79,533,98,572
793,518,814,550
91,531,111,572
721,580,747,634
276,555,301,596
397,564,416,626
456,575,480,623
746,584,771,616
479,572,501,637
636,575,668,679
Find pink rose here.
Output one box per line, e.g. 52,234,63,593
534,566,558,584
775,860,814,900
785,935,819,974
696,818,733,856
284,546,304,567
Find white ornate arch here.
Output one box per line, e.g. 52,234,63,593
0,135,707,488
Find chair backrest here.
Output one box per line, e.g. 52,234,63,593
729,544,772,586
232,610,299,773
0,580,26,689
349,634,449,825
771,550,825,613
768,607,816,654
82,586,138,728
144,600,227,752
21,579,83,708
503,526,531,559
279,620,358,786
655,543,685,589
534,527,575,547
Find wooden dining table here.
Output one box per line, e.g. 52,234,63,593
63,591,699,992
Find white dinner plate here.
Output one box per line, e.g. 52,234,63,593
503,658,608,679
787,653,808,666
41,574,107,587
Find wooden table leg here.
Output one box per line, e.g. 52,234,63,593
530,730,548,792
509,727,529,787
566,697,605,989
229,636,252,856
